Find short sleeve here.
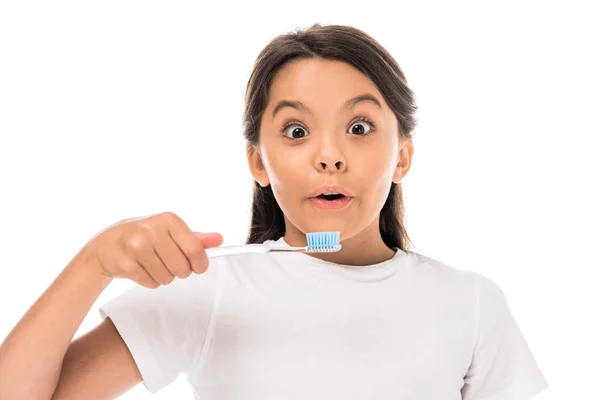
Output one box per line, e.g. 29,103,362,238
461,273,549,400
98,262,220,394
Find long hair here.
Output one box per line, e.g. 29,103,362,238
243,23,418,251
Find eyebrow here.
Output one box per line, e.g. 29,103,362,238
271,93,382,120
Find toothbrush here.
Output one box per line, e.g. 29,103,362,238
205,231,341,258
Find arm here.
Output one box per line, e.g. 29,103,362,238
0,249,139,399
51,317,142,399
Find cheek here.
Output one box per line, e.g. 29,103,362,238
262,148,306,190
265,151,307,219
360,158,396,214
354,148,396,186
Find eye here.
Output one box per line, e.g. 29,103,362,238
348,117,375,135
282,122,309,140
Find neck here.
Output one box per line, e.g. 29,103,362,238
283,218,396,266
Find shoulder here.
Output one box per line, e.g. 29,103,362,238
406,250,477,281
404,250,500,298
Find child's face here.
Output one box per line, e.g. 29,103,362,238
248,58,413,243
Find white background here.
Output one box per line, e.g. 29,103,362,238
1,1,598,399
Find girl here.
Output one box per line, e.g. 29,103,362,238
0,24,548,399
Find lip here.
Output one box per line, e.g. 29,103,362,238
309,196,353,210
307,184,354,198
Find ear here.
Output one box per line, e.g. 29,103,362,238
392,138,414,184
246,145,270,187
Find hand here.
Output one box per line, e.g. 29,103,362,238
80,212,223,289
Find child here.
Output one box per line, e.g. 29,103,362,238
0,23,549,399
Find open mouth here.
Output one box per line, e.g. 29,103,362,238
307,186,353,210
309,192,353,210
316,193,346,201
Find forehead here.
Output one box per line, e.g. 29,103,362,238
268,58,382,105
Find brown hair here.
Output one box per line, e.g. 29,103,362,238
243,23,418,251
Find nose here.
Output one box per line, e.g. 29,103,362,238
319,160,344,171
315,135,347,172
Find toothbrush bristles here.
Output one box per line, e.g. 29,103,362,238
305,231,341,253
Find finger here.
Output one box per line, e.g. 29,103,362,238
168,227,211,274
193,232,224,249
136,244,177,285
154,232,193,279
133,260,161,289
115,256,160,289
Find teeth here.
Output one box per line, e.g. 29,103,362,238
322,192,340,195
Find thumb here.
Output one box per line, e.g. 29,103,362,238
194,232,224,249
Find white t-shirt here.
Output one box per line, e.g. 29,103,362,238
99,237,549,399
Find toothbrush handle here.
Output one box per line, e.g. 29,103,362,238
205,244,270,258
205,244,306,258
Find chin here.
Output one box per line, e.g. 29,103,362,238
301,222,350,236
